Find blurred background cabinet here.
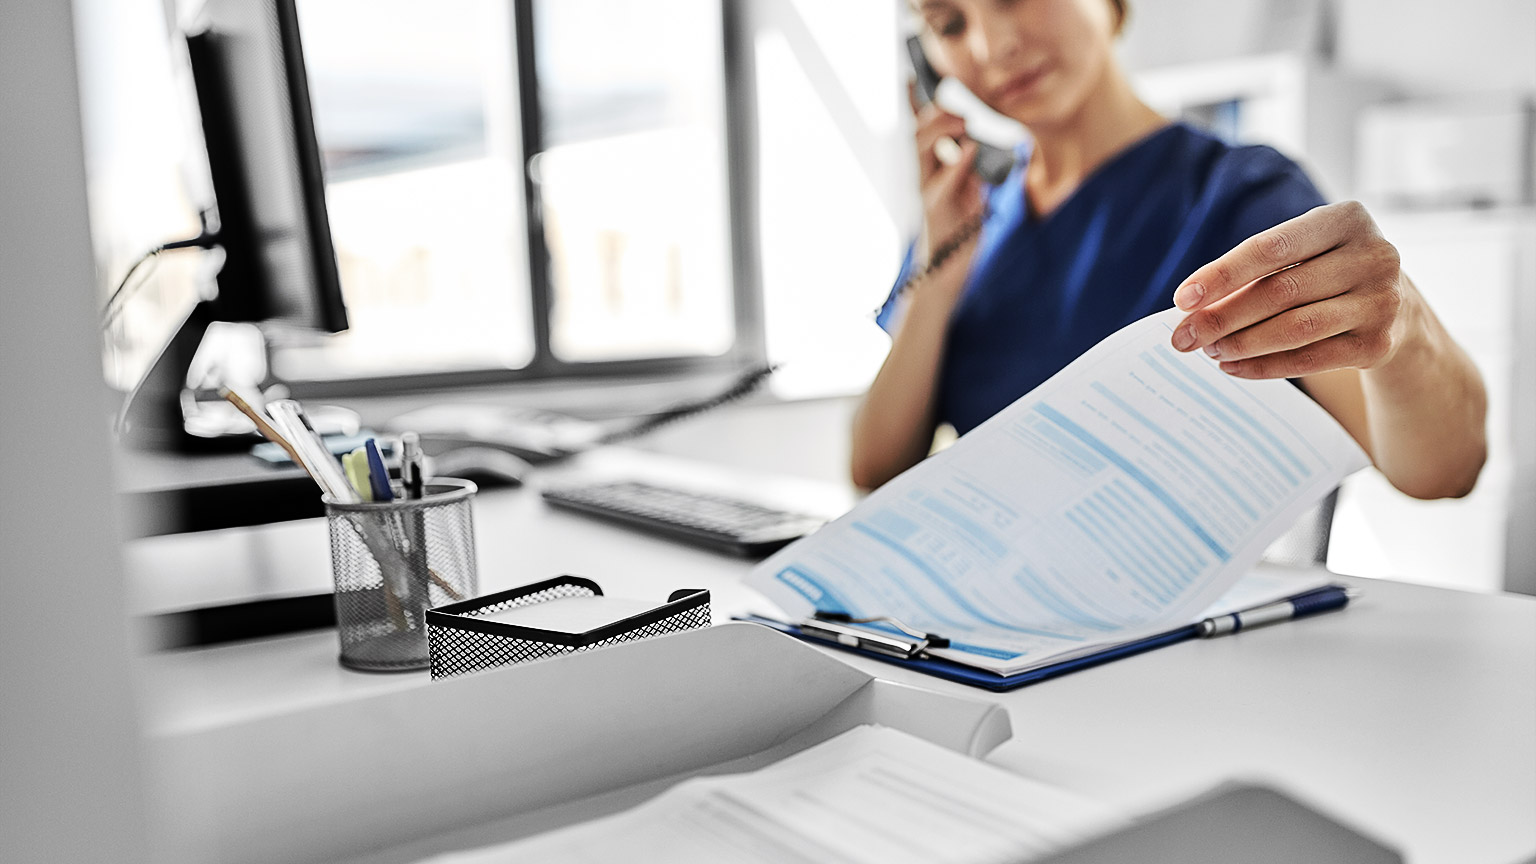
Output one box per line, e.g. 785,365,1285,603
1330,209,1536,593
1122,1,1536,592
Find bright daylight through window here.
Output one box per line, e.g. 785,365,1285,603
281,0,735,382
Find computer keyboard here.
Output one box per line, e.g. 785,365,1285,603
540,480,827,557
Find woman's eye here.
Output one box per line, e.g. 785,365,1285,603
933,15,965,37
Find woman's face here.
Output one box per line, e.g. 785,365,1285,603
916,0,1121,130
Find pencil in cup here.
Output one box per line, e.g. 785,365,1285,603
323,479,480,673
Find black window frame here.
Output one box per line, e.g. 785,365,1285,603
283,0,764,401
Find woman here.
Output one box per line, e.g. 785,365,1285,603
852,0,1486,501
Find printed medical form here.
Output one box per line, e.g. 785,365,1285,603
750,308,1370,676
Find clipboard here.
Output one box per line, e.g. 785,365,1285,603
734,615,1201,691
734,583,1350,691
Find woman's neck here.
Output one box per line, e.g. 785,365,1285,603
1024,62,1166,218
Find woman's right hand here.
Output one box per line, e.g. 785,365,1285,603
911,86,985,285
851,90,988,491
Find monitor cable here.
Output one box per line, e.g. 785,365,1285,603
99,230,219,331
102,226,221,440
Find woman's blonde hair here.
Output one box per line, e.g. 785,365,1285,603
909,1,1129,37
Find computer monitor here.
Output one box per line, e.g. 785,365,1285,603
118,0,347,451
184,0,346,331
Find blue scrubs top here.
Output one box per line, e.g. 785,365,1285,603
877,122,1326,436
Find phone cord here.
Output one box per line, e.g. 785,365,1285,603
875,207,989,316
596,363,778,446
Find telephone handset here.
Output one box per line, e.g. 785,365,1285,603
883,37,1016,311
905,34,944,107
905,36,1017,185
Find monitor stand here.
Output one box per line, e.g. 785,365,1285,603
115,299,275,454
116,299,222,453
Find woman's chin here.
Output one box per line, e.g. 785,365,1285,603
1002,100,1071,132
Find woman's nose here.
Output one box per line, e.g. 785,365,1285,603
967,15,1023,66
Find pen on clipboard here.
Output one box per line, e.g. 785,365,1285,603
731,610,954,660
798,618,929,659
1197,585,1355,638
793,612,953,660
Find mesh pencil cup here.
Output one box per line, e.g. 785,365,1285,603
324,478,479,672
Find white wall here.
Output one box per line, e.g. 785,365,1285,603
0,2,152,861
1119,0,1536,593
752,0,913,400
1120,0,1536,97
1332,0,1536,97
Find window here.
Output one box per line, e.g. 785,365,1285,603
535,0,735,362
281,0,744,388
90,0,915,405
749,2,910,400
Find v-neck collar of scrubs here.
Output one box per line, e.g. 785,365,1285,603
1015,121,1182,227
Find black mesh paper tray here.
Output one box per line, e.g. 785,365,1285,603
425,576,710,680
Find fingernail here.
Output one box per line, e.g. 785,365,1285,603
1203,344,1221,359
1172,324,1195,351
1174,282,1205,310
934,136,963,166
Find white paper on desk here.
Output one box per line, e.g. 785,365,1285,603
749,308,1369,675
421,725,1125,864
471,595,660,633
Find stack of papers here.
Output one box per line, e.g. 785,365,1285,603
423,725,1126,864
748,308,1369,676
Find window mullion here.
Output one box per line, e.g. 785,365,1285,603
512,0,557,373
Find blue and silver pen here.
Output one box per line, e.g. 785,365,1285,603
364,437,395,502
1198,585,1355,638
798,617,928,659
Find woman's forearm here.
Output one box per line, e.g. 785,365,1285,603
851,279,964,490
1171,202,1488,500
1358,276,1487,499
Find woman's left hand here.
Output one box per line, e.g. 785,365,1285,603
1168,201,1410,378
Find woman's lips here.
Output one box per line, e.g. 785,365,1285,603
992,65,1050,104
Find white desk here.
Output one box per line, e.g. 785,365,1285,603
128,405,1536,864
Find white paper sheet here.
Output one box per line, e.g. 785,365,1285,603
471,595,661,633
749,308,1369,675
421,725,1125,864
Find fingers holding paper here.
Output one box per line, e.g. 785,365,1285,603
1168,201,1407,379
1168,200,1488,500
